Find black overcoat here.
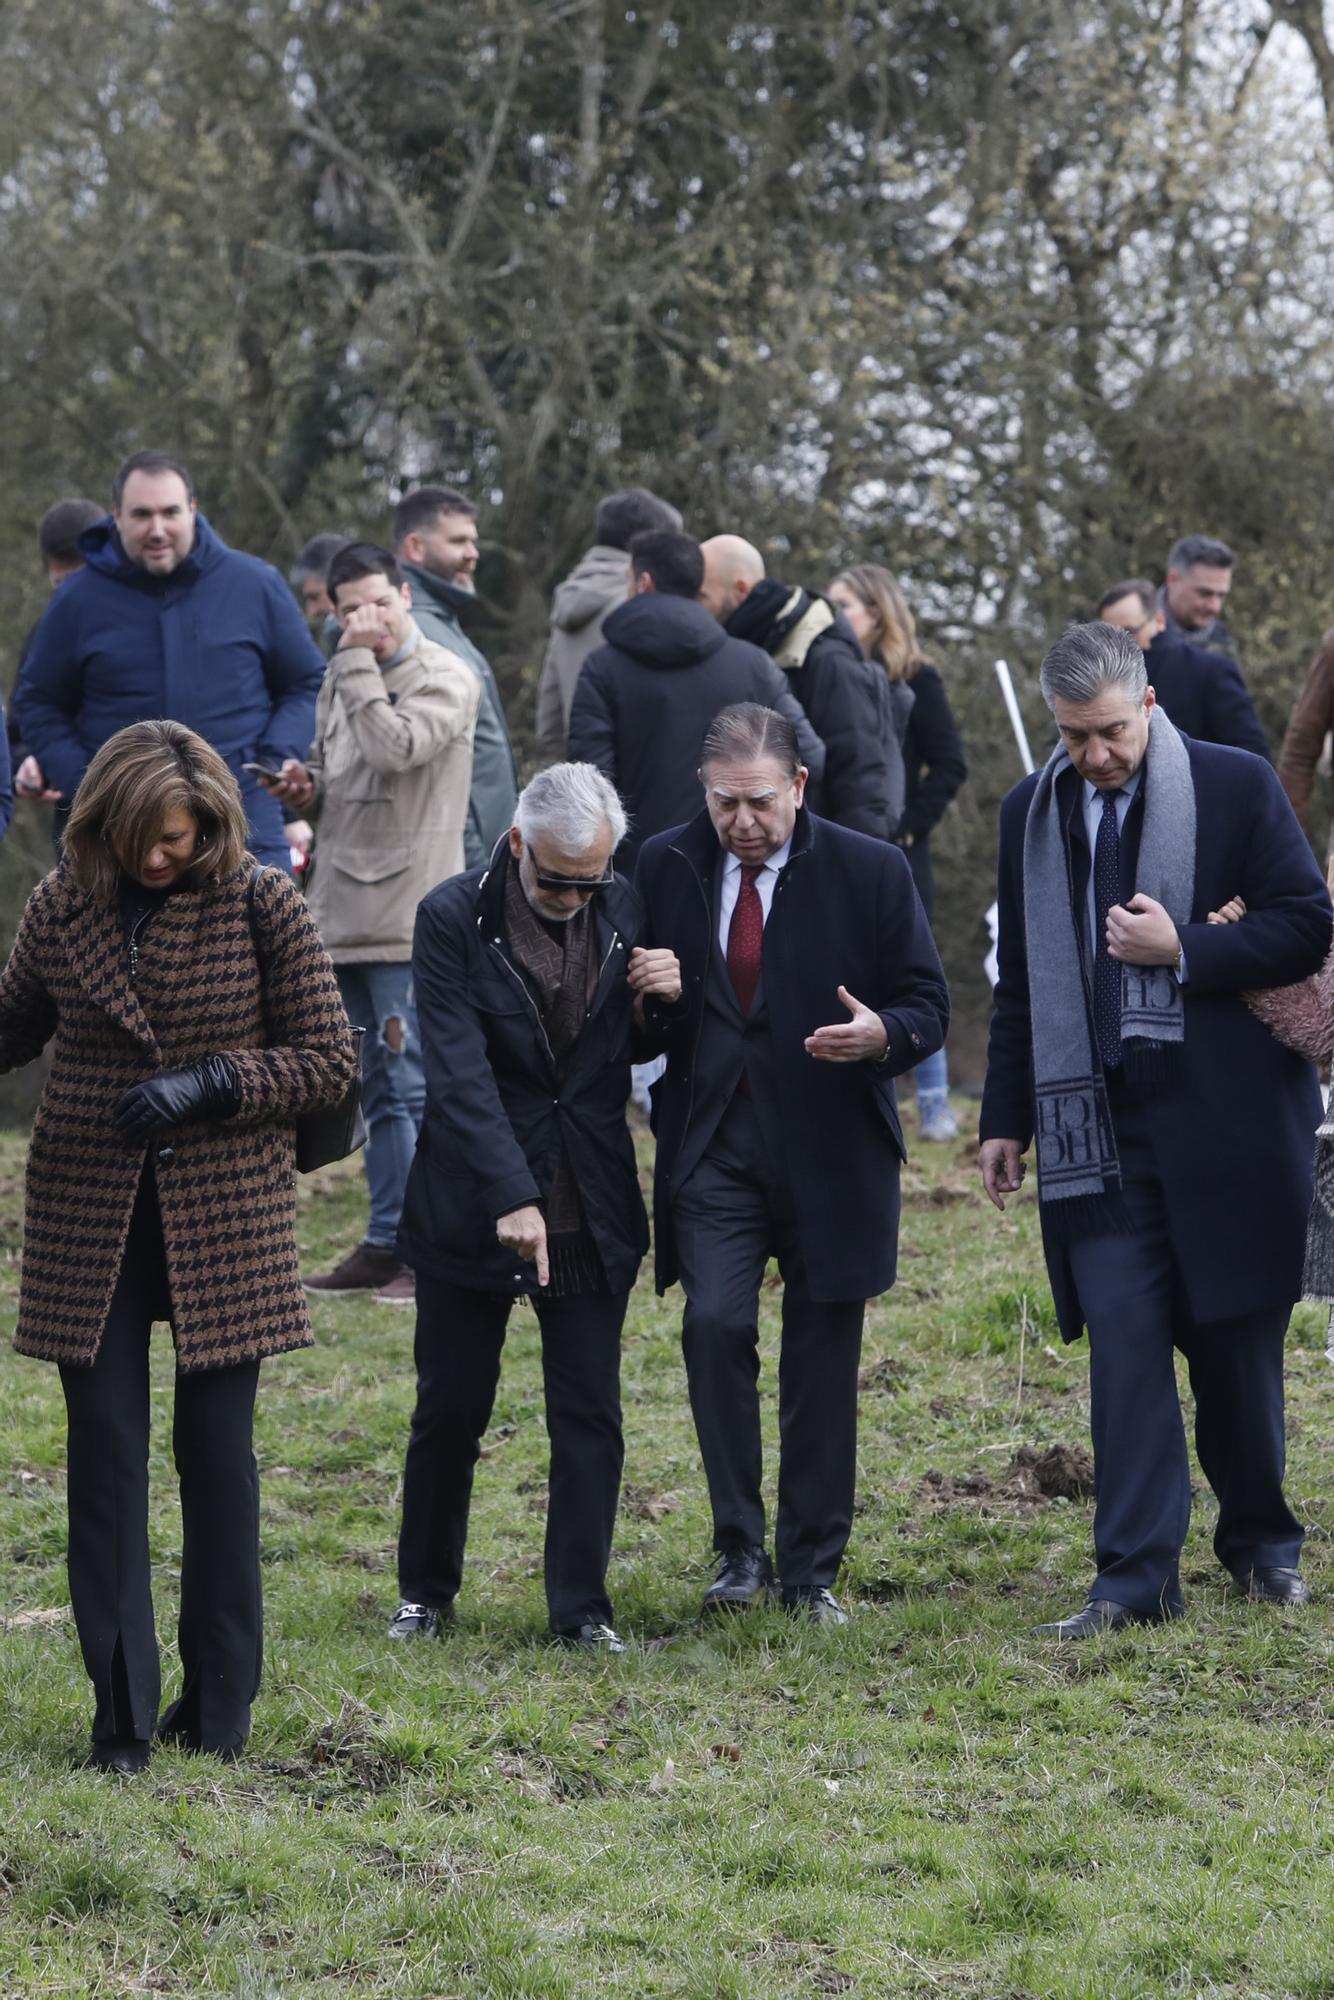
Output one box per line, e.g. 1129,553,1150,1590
397,853,650,1296
980,739,1331,1341
566,595,826,866
636,806,949,1303
1144,632,1270,759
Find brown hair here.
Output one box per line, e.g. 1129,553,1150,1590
831,564,922,682
1097,576,1157,618
63,720,250,902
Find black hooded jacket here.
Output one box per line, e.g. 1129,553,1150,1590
725,582,905,839
567,594,826,864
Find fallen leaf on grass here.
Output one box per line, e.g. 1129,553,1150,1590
648,1757,676,1791
710,1742,741,1762
2,1606,68,1631
622,1482,680,1522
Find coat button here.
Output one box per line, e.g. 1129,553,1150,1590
157,1145,175,1165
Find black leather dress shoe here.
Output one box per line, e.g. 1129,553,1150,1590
1034,1598,1143,1639
86,1738,151,1775
556,1622,627,1654
387,1600,453,1640
783,1586,850,1627
702,1546,774,1614
1236,1565,1310,1606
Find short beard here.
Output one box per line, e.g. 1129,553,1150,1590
518,849,580,923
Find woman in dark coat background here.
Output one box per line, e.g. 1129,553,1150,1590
0,720,356,1772
830,564,968,1140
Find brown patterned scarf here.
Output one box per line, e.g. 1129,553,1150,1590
502,856,604,1292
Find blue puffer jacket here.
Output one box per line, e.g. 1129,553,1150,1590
15,515,325,868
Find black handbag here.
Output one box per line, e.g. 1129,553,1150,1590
246,868,367,1173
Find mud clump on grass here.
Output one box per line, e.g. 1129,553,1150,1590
1006,1442,1095,1500
907,1443,1094,1510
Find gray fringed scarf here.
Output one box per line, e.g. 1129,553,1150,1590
1023,705,1196,1227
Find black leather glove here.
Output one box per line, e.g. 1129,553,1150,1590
112,1055,244,1144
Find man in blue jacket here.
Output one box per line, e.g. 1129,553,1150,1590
637,704,948,1625
980,622,1330,1637
15,450,325,870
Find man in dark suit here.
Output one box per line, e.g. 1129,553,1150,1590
980,623,1330,1637
1098,576,1269,758
636,703,949,1624
391,762,681,1653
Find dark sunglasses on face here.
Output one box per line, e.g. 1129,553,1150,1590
527,852,616,894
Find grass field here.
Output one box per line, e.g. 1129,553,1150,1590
1,1109,1333,1999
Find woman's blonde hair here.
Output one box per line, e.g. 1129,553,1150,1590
832,563,922,682
63,720,250,902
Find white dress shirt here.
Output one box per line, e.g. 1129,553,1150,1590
717,835,794,956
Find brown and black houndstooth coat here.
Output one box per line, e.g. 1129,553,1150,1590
0,860,358,1371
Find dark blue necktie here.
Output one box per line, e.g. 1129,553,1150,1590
1093,789,1123,1070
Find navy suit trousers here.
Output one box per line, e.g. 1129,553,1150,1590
671,1092,865,1588
1067,1089,1302,1615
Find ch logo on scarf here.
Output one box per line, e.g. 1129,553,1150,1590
1036,1080,1119,1189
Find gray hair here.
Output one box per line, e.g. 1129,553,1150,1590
1167,533,1234,575
515,762,628,853
699,702,802,779
1039,623,1148,712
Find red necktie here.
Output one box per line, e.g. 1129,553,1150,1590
727,863,764,1015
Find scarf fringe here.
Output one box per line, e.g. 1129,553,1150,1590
1119,1040,1185,1085
1040,1189,1137,1241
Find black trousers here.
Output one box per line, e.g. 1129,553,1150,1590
671,1093,865,1590
59,1173,262,1751
397,1275,628,1633
1067,1088,1303,1617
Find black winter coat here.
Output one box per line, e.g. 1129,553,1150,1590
725,583,905,838
397,854,650,1296
567,596,826,865
637,807,949,1302
899,663,967,846
980,740,1329,1342
1144,632,1269,759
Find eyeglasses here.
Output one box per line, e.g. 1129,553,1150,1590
526,850,615,894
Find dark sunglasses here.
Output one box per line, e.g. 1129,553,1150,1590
527,854,616,894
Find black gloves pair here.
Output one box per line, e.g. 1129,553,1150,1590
112,1055,244,1144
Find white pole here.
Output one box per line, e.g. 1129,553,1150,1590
995,658,1034,775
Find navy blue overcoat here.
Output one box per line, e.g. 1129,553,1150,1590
980,739,1331,1340
636,805,949,1303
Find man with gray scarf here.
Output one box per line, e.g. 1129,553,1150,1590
979,623,1330,1637
391,764,681,1652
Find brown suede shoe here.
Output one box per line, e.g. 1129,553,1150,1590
373,1268,416,1306
303,1242,404,1295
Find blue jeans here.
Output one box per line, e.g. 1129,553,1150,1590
912,1043,950,1099
335,964,427,1250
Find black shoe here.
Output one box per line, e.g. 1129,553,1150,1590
387,1599,453,1640
1034,1598,1145,1639
783,1586,849,1627
702,1545,774,1614
86,1738,151,1775
557,1622,627,1654
1236,1565,1310,1606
